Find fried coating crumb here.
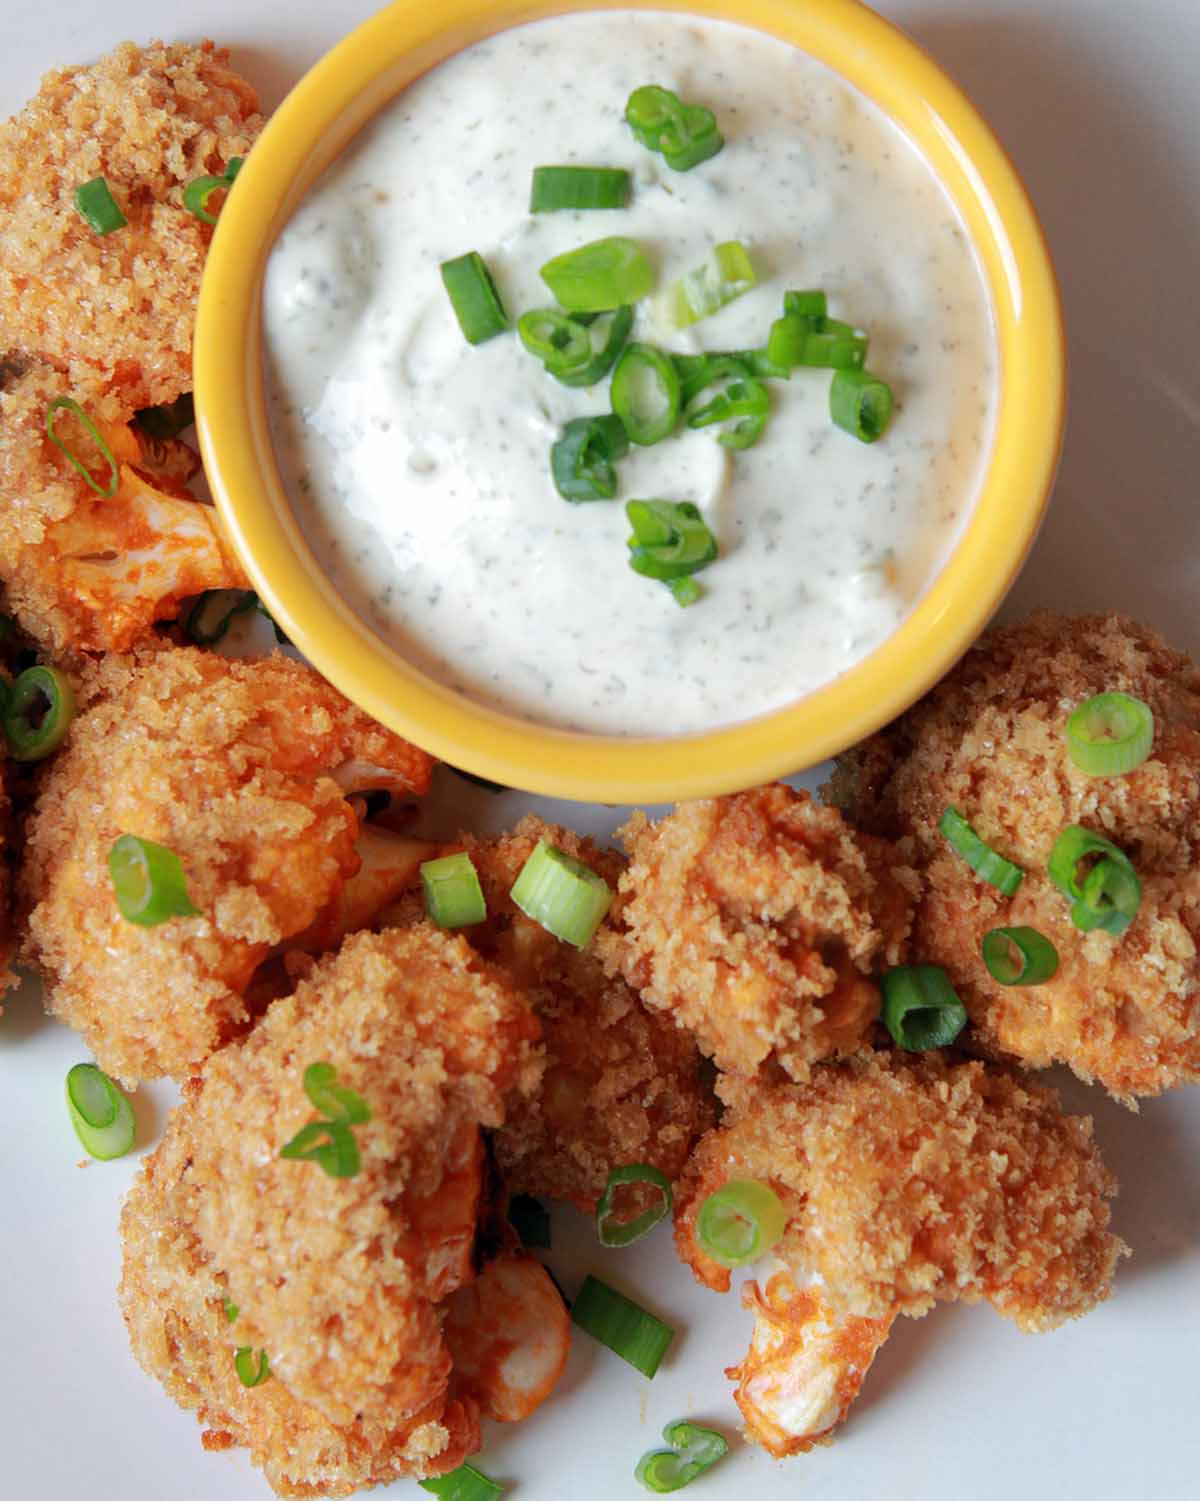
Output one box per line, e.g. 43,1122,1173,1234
675,1050,1127,1332
0,40,262,408
596,785,918,1081
119,925,542,1498
394,816,716,1212
21,646,434,1084
827,612,1200,1097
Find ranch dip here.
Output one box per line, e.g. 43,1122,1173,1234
263,9,996,736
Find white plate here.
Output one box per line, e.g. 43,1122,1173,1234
2,3,1198,1499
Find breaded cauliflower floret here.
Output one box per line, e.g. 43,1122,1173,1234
674,1051,1126,1455
0,40,262,409
0,362,246,653
119,925,545,1498
20,646,434,1084
596,785,917,1081
826,612,1200,1098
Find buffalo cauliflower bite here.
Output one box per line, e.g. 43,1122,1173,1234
393,816,716,1214
119,925,555,1498
674,1051,1127,1454
20,646,435,1084
826,611,1200,1098
596,785,918,1081
0,41,262,409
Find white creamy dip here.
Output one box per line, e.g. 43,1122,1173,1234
263,10,996,736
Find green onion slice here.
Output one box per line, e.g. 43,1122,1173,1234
557,306,634,388
182,158,242,226
784,289,828,319
1066,692,1155,777
530,165,631,212
767,312,868,370
881,965,968,1050
551,414,630,502
981,926,1060,986
184,588,258,645
611,342,681,445
517,307,592,373
108,834,198,926
596,1163,673,1247
509,1193,552,1250
233,1347,270,1388
45,396,120,497
626,500,718,583
73,176,127,235
279,1118,362,1178
668,576,702,608
135,392,195,440
222,1296,239,1323
3,665,75,761
571,1275,674,1378
65,1063,136,1161
636,1421,729,1493
695,1180,787,1268
440,251,510,344
510,839,613,948
540,236,655,312
421,851,488,928
419,1463,504,1501
655,241,756,329
938,807,1025,895
302,1062,371,1124
1047,826,1142,936
684,356,770,450
625,85,724,172
830,367,894,442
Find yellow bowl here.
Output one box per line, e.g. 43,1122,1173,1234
197,0,1064,804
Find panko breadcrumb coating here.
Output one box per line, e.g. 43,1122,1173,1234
120,925,545,1497
827,612,1200,1097
0,40,262,409
0,360,245,653
394,816,716,1213
20,646,434,1084
597,785,918,1081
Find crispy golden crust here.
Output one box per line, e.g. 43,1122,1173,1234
395,816,716,1212
0,40,261,409
596,785,918,1081
119,926,541,1498
20,647,434,1084
826,612,1200,1097
675,1050,1127,1332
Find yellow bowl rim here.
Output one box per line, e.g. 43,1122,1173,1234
197,0,1065,804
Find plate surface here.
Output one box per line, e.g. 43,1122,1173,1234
2,3,1198,1500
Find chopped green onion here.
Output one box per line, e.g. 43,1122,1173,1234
610,342,681,445
784,290,828,318
655,241,756,330
625,85,724,172
557,306,634,388
695,1180,787,1268
108,834,198,926
830,367,894,442
518,307,592,374
45,396,119,497
530,165,631,212
302,1062,371,1124
767,313,868,370
938,807,1025,896
222,1296,239,1323
551,414,630,502
539,236,655,312
636,1421,729,1493
3,664,75,761
1066,692,1155,776
668,576,702,608
1047,826,1142,936
440,251,510,344
183,588,258,645
881,965,968,1050
234,1347,270,1388
626,500,718,583
135,392,196,441
421,851,488,928
571,1275,674,1378
183,158,242,226
684,357,770,450
419,1463,504,1501
511,839,613,948
73,176,127,236
279,1119,361,1177
596,1163,673,1248
509,1194,552,1250
981,926,1060,986
65,1063,136,1161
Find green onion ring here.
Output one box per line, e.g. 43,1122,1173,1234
301,1062,371,1125
233,1347,270,1388
3,665,75,761
596,1163,673,1247
939,807,1025,895
636,1421,729,1493
183,158,243,226
881,965,968,1050
1047,825,1142,936
530,165,631,212
222,1296,239,1324
510,839,613,948
981,926,1060,986
421,850,488,928
73,176,127,236
418,1463,504,1500
65,1063,136,1161
45,396,120,497
278,1118,362,1177
108,834,198,926
570,1275,674,1378
440,250,511,344
540,236,655,312
695,1179,787,1268
1066,692,1155,776
830,366,894,442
